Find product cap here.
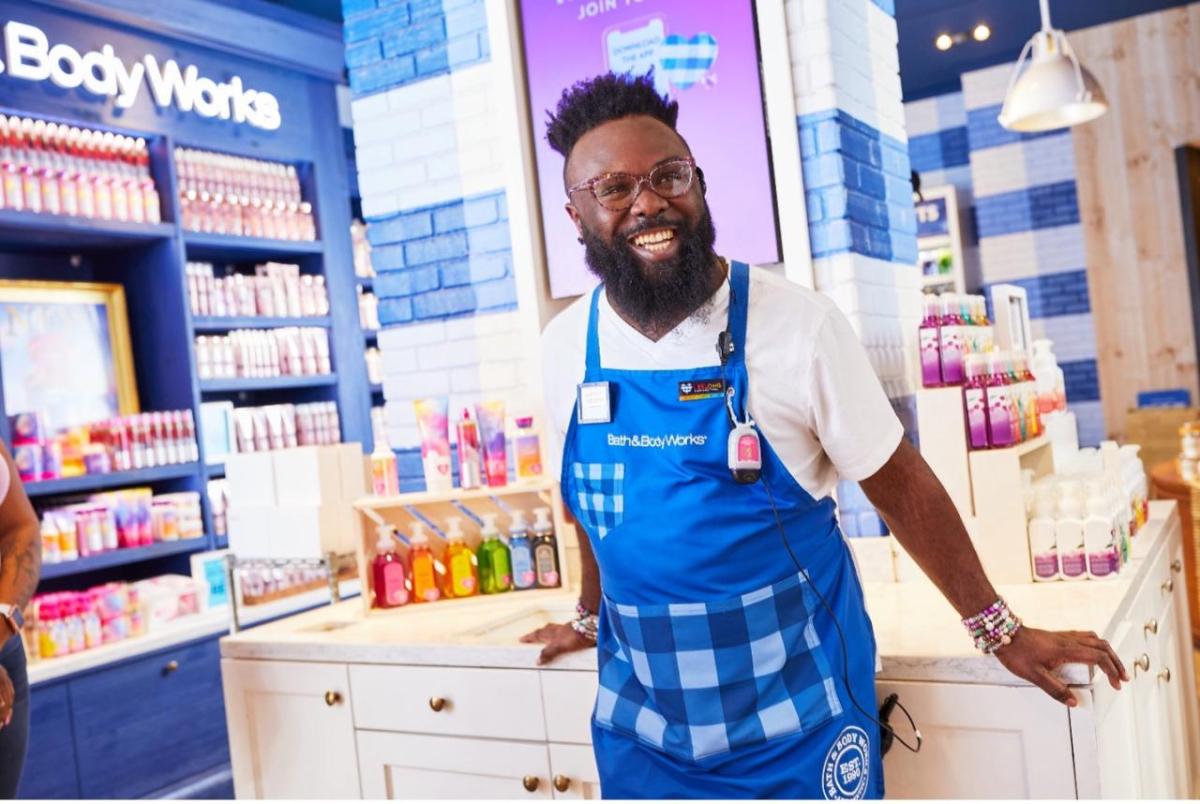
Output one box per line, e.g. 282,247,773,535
533,507,552,530
446,517,464,542
375,523,396,552
480,513,499,538
509,510,529,534
410,522,429,545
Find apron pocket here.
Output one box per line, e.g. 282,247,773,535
572,462,625,538
595,573,844,762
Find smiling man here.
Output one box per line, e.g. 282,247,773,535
522,72,1126,800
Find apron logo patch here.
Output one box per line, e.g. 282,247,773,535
822,726,870,800
678,379,725,401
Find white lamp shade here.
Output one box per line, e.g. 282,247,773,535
998,33,1108,132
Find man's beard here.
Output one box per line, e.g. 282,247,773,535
581,208,718,332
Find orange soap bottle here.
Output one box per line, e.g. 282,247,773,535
409,522,441,603
442,517,478,598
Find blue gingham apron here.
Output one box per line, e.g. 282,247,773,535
562,262,883,799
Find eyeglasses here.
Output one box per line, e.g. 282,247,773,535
567,157,697,211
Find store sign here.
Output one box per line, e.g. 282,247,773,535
915,197,949,238
0,20,281,131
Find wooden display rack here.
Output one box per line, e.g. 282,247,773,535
352,479,576,616
917,387,1056,584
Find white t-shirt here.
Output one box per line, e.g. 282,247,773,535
540,265,904,501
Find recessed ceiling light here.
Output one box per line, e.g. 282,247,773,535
973,23,992,42
935,33,953,51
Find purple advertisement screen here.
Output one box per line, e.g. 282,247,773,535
518,0,781,299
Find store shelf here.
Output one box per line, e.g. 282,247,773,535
357,276,374,291
239,579,361,627
0,208,175,251
25,463,201,497
363,328,379,342
357,478,555,509
192,316,332,332
923,274,955,287
183,232,324,261
206,463,226,477
199,374,338,393
40,537,209,580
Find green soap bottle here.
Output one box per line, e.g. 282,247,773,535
478,513,512,594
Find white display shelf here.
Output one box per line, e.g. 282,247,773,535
237,579,361,627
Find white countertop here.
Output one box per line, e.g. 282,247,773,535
220,502,1181,687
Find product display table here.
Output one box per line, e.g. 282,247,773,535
221,503,1197,799
1149,460,1200,646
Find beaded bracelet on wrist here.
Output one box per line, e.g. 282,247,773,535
962,597,1022,654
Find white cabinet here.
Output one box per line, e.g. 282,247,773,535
356,730,552,800
874,680,1076,799
547,743,601,800
221,659,361,799
1088,623,1141,799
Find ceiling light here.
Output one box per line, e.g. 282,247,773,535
935,33,953,51
973,23,991,42
998,0,1107,132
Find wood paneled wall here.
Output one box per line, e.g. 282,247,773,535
1070,5,1200,439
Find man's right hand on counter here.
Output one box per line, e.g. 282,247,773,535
520,622,593,665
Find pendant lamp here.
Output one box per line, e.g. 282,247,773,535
998,0,1107,132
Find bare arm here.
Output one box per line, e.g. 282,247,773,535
0,442,40,616
860,439,1126,705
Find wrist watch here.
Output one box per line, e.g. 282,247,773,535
0,604,24,639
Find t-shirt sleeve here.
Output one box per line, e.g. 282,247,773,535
808,307,904,481
539,330,574,482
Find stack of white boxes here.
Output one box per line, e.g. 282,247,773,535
226,444,368,559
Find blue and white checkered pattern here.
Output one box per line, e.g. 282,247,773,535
658,33,719,91
573,462,625,539
594,571,843,761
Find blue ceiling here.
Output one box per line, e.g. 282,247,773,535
896,0,1195,100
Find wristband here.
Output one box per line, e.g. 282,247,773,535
962,597,1022,654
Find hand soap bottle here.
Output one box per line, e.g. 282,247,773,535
409,522,441,603
443,517,478,598
532,507,561,589
1055,486,1087,581
371,523,410,608
1027,488,1059,582
1084,484,1118,580
477,514,512,594
508,510,536,591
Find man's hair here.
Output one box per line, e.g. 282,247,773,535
545,71,679,159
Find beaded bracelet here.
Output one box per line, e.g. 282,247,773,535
570,613,598,643
962,597,1022,654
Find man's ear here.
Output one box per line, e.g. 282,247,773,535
565,202,585,243
696,166,707,195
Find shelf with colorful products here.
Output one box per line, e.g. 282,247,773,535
915,185,971,294
352,478,577,618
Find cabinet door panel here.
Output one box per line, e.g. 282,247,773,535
221,659,359,799
548,742,601,800
541,671,597,745
17,681,79,799
874,680,1075,799
356,730,551,800
1089,622,1140,799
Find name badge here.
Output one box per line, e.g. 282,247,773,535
577,382,612,425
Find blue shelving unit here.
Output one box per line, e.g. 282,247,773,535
182,232,324,261
199,374,339,394
192,316,332,333
40,538,210,580
0,210,176,251
26,464,201,498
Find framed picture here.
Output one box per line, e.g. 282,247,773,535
989,283,1034,355
0,281,139,433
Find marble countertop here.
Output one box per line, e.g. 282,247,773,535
221,502,1180,686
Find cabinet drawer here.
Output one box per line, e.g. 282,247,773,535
71,636,230,799
1129,543,1172,639
18,681,80,799
548,743,601,800
351,664,546,741
540,671,597,744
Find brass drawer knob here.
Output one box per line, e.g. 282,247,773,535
1171,559,1183,573
324,690,342,707
1159,667,1172,684
429,696,447,712
1162,578,1175,594
1144,618,1158,636
162,660,179,675
1135,654,1151,674
553,775,571,792
523,775,540,793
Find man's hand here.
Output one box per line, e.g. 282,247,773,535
994,627,1128,706
520,622,593,665
0,664,12,729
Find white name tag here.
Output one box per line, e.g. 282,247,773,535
577,382,612,425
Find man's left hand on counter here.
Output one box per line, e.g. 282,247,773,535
994,626,1128,706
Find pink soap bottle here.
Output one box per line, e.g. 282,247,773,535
1004,353,1027,444
371,524,409,609
985,352,1016,447
919,294,943,388
938,293,966,385
962,354,991,450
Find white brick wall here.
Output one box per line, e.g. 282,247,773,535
1033,314,1098,362
977,224,1086,283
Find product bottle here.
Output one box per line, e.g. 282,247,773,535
984,352,1015,448
976,296,995,354
513,417,543,481
1028,488,1060,582
371,524,410,608
508,510,536,591
938,293,966,385
1120,444,1149,533
1016,353,1041,437
532,507,561,588
1031,339,1068,415
1084,484,1118,580
408,523,441,603
1100,441,1132,564
477,514,512,595
443,518,478,598
455,408,485,490
1055,487,1088,581
919,294,943,387
370,440,399,497
962,355,991,450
